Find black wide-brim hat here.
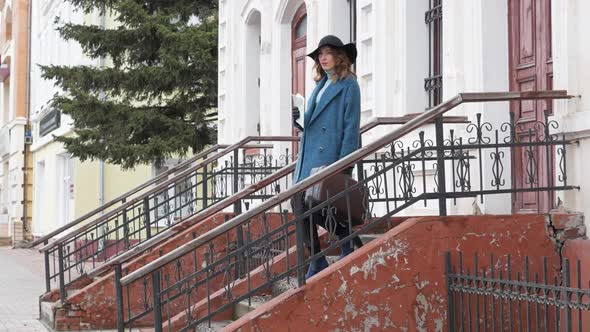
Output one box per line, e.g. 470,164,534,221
307,35,357,64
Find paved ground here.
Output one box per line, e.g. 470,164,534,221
0,246,48,332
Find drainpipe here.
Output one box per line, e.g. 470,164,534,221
98,1,107,250
22,0,33,242
99,1,106,207
99,1,106,210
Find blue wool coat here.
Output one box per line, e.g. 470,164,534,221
293,74,361,184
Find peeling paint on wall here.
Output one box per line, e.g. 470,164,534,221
227,215,563,332
349,239,409,280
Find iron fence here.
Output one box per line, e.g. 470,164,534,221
38,116,460,306
446,251,590,331
116,167,300,329
359,110,575,220
40,138,298,302
116,92,577,331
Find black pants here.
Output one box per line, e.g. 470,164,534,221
291,191,362,255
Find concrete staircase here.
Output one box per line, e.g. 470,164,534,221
224,214,570,331
153,213,585,331
39,212,235,331
160,226,397,331
38,211,587,331
231,234,379,311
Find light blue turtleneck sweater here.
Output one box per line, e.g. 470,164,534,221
315,71,334,104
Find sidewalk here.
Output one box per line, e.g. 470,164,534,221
0,246,48,332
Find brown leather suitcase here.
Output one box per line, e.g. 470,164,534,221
304,168,369,226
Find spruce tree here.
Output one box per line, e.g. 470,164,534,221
41,0,218,169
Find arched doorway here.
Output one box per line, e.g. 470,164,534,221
291,4,307,155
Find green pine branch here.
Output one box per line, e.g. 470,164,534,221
44,0,219,169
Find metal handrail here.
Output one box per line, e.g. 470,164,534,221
359,114,468,133
85,161,296,277
27,144,224,248
37,136,299,252
31,114,465,250
39,113,437,293
85,115,453,276
120,90,573,286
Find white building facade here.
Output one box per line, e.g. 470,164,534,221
219,0,590,229
29,1,154,239
29,0,93,238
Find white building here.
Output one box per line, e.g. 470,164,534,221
28,1,153,239
29,0,91,238
219,0,590,229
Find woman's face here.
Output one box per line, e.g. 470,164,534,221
318,46,336,72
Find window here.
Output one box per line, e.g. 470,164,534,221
425,0,442,108
295,15,307,39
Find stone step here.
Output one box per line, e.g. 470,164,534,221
326,255,339,265
234,294,273,319
39,300,54,327
194,320,235,331
268,234,381,296
272,275,298,297
40,295,81,329
359,233,379,245
325,233,379,250
230,235,383,321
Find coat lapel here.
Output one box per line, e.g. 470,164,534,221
303,76,325,128
308,79,346,126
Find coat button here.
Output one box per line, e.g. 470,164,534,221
319,146,324,152
322,126,327,132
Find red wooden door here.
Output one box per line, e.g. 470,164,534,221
291,4,307,156
508,0,553,213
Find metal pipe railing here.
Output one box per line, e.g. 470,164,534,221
27,144,225,248
120,90,573,286
84,116,455,278
40,114,449,298
359,114,467,132
37,137,298,253
39,136,300,300
34,113,464,253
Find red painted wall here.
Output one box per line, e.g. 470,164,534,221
227,215,566,331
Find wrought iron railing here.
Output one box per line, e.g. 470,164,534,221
93,115,465,328
29,144,223,249
116,91,577,331
38,136,301,302
446,251,590,331
36,114,462,306
95,114,467,328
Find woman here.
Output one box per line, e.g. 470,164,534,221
291,35,361,279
